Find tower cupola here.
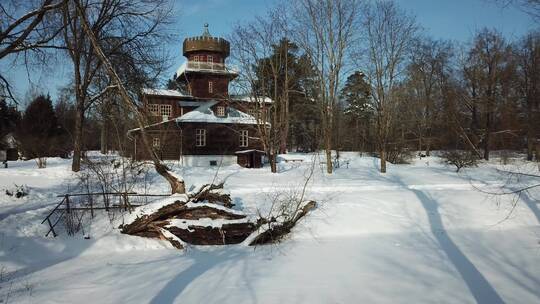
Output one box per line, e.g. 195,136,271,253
176,24,238,99
182,23,230,58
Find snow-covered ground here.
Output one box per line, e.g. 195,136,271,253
1,153,539,303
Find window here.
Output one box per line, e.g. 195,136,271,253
193,55,199,62
248,108,257,117
216,106,225,117
196,129,206,147
239,130,249,147
209,160,217,166
152,137,160,148
160,104,172,117
208,81,213,93
148,104,159,116
207,55,213,63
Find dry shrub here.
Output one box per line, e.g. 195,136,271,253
441,150,478,172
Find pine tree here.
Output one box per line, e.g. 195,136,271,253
17,95,63,167
340,71,373,151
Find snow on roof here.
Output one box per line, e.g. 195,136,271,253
142,88,189,98
233,95,273,104
176,100,260,125
235,149,265,154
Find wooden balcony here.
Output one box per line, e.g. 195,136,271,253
176,61,238,77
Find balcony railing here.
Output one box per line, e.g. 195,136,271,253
176,61,238,76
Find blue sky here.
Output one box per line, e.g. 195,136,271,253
2,0,536,104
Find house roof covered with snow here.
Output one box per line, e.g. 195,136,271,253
176,100,260,125
232,95,273,104
142,88,191,98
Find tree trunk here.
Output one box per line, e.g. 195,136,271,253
100,119,107,154
380,148,387,173
325,131,332,174
155,163,185,194
526,102,534,161
269,153,277,173
484,112,491,161
71,100,84,172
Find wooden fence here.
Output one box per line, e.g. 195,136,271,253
41,192,170,237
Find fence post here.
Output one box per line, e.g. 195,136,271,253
65,195,70,214
123,192,128,211
47,218,57,237
90,193,94,218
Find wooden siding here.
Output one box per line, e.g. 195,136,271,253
131,121,263,160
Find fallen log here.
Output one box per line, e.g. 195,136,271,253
248,201,317,246
121,197,189,235
120,184,317,249
190,183,234,208
167,222,256,245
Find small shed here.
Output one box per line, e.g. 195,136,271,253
235,150,265,168
1,133,18,161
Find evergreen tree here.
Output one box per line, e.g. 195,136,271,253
252,38,319,152
340,71,373,151
17,95,64,167
0,99,20,141
341,71,373,120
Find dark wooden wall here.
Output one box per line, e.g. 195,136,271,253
132,121,263,160
183,73,230,99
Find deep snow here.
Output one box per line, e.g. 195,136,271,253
0,153,539,304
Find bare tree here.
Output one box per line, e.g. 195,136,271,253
362,0,418,173
515,31,540,161
291,0,360,174
465,29,512,160
403,38,453,156
60,0,171,172
73,0,185,194
231,6,291,173
492,0,540,21
0,0,65,103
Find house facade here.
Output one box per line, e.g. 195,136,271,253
129,24,270,168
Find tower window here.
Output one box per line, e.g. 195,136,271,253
152,137,160,148
193,55,199,62
216,106,225,117
196,129,206,147
239,130,249,147
207,55,213,63
159,104,172,117
208,81,213,93
148,104,159,116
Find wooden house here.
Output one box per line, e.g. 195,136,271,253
128,24,270,168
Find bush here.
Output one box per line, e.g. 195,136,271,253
5,184,29,198
386,147,414,164
441,150,478,172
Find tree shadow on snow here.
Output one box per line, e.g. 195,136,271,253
519,191,540,224
149,246,259,304
388,175,505,304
